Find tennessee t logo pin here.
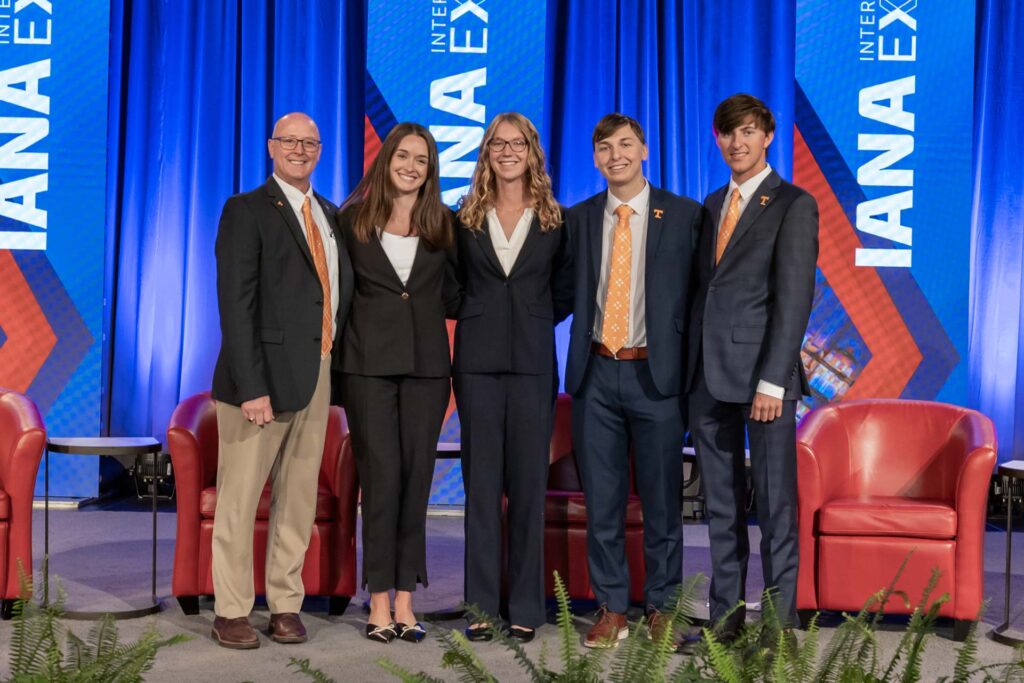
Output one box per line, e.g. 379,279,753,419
653,209,664,219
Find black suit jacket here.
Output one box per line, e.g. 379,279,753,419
687,170,819,403
452,212,572,376
335,204,459,378
213,177,353,412
564,185,703,398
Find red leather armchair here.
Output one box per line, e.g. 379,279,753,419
796,399,996,640
0,388,45,619
543,393,647,604
167,392,357,615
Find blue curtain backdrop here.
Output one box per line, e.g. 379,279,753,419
105,0,1024,461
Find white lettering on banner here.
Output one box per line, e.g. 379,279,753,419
427,0,489,205
0,59,50,250
856,75,916,268
857,0,917,62
13,0,51,46
429,68,486,123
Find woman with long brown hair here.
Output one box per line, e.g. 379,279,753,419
453,112,572,642
336,122,457,644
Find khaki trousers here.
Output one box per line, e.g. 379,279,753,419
212,357,330,618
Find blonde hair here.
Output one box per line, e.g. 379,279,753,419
458,112,561,233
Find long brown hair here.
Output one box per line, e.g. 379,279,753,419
341,122,452,248
458,112,561,233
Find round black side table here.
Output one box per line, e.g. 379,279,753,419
991,460,1024,645
44,437,163,620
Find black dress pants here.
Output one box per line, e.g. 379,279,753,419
342,373,450,593
455,372,553,628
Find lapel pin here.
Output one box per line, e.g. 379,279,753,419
759,195,770,207
653,209,664,219
276,200,284,207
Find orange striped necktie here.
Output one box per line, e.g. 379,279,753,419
716,188,742,264
601,203,634,354
301,197,333,358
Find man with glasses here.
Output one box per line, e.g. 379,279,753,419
210,112,353,648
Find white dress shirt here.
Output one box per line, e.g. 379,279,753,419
272,174,340,328
716,164,785,399
379,231,419,286
595,181,650,348
486,207,533,276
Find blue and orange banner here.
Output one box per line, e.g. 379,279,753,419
794,0,973,412
0,3,109,496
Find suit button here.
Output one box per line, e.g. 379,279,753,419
503,281,508,287
708,285,716,293
314,299,323,306
314,336,321,342
401,292,410,300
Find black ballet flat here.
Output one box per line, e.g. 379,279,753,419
506,625,536,643
396,622,427,643
366,622,398,643
464,624,494,642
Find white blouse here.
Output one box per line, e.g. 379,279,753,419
486,207,534,276
379,231,419,286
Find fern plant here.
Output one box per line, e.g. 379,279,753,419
289,566,1024,683
4,564,189,683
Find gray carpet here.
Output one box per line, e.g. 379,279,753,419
2,508,1024,682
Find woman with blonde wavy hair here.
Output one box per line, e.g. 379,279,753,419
453,112,573,642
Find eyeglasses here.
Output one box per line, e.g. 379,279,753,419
487,138,528,153
272,136,322,152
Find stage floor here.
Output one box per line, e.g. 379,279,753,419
2,507,1023,681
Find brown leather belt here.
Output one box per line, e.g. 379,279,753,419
591,342,648,360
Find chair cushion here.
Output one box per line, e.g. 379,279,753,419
545,490,643,526
200,484,335,521
818,496,956,539
0,489,8,520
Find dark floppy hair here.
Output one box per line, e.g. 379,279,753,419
340,122,452,249
713,94,776,137
592,113,646,148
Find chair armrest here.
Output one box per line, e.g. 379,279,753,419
166,393,216,597
796,406,851,513
1,419,45,599
951,410,996,619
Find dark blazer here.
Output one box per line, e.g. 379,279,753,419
452,212,572,376
213,177,353,412
335,204,459,378
687,170,819,403
564,185,703,398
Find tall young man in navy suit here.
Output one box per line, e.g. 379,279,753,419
687,94,819,641
564,114,702,650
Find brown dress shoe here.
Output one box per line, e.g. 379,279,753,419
268,613,308,644
212,616,260,650
584,606,629,649
645,609,680,652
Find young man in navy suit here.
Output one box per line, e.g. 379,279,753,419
687,94,819,644
564,114,702,650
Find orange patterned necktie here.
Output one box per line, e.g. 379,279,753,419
716,188,742,264
301,197,333,358
601,203,634,354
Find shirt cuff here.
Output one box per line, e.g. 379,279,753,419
756,380,786,399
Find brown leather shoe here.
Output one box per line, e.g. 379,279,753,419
211,616,260,649
645,609,680,651
584,606,629,649
268,612,308,644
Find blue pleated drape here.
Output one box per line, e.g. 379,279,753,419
105,0,1024,461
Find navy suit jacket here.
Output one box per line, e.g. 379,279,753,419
564,185,703,398
686,170,819,403
213,177,353,412
452,212,573,376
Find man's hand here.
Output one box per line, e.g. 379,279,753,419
241,396,274,426
750,392,782,423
